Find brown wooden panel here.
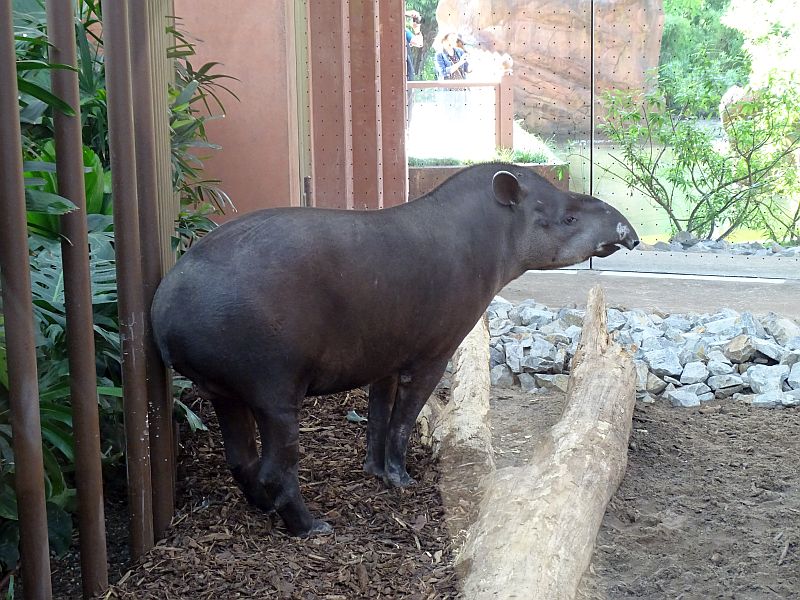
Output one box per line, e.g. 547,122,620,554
349,0,383,209
309,0,354,209
378,0,407,207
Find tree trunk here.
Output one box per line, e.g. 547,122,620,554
457,286,636,600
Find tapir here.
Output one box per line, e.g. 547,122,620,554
151,163,639,536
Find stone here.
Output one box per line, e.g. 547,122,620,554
534,374,570,393
682,382,711,396
671,231,698,247
488,296,514,320
518,373,538,393
520,354,555,374
637,393,657,404
751,338,783,363
663,315,693,332
666,389,701,408
703,317,741,337
606,308,627,331
558,308,585,328
781,350,800,368
782,390,800,407
644,348,683,378
516,306,556,327
745,364,790,393
491,364,515,387
680,361,709,385
760,313,800,346
707,374,744,391
489,345,505,367
646,373,668,395
707,350,731,364
739,312,767,338
707,360,735,377
714,385,744,399
489,317,514,337
788,363,800,390
634,361,650,392
751,391,785,408
697,392,715,403
724,335,756,363
505,342,524,374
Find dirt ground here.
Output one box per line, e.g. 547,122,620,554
491,388,800,600
52,390,459,599
50,386,799,599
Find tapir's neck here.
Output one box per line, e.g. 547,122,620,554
392,188,526,304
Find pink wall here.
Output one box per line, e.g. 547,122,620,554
173,1,301,218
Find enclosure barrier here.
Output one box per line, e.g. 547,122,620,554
406,76,514,152
0,1,179,597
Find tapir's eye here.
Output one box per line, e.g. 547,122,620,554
563,216,577,225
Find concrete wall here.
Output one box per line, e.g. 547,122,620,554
173,1,301,217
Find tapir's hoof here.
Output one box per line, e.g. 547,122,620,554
383,470,416,488
304,519,333,537
363,460,385,478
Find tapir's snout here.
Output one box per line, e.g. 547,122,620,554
594,217,640,257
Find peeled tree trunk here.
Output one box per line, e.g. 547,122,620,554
458,286,636,600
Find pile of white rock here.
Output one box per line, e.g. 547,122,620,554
488,297,800,408
643,235,800,257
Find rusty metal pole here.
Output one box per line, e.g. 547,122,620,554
45,1,109,596
101,0,155,559
0,5,53,599
128,1,175,539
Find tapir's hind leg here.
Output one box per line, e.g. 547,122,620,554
384,358,449,488
208,397,273,512
364,374,398,478
250,384,332,537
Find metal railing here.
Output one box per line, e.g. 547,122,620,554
0,2,177,598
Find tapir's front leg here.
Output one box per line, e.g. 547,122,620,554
364,374,398,478
383,358,449,487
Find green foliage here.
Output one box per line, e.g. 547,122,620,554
659,0,750,115
599,72,800,243
1,1,229,576
408,156,465,167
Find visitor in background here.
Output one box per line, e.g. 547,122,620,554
435,32,469,80
405,9,423,128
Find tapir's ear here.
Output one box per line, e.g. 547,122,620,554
492,171,522,206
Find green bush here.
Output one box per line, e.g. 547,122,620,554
599,71,800,243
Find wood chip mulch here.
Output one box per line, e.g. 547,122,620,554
103,390,460,599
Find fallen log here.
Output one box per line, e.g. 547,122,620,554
458,285,636,599
418,315,495,535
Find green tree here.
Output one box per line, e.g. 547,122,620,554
660,0,750,115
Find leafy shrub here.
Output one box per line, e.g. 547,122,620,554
599,70,800,243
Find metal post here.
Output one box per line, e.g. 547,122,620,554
101,0,155,559
45,1,109,596
0,4,53,599
128,0,175,539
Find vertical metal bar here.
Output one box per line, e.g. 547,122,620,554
589,0,595,197
128,0,174,540
0,5,53,599
45,1,109,596
101,0,155,559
